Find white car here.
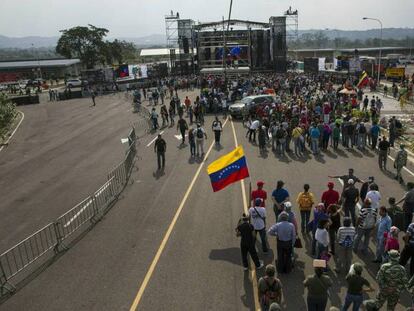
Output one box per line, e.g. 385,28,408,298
66,79,83,88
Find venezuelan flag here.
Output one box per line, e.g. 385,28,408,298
357,71,369,89
207,146,249,192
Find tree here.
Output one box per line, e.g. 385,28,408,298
56,24,109,69
104,39,137,65
0,94,17,139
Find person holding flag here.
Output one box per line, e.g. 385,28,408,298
357,71,369,89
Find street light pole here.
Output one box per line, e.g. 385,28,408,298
363,17,382,86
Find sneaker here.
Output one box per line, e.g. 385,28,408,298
257,261,264,270
243,266,249,271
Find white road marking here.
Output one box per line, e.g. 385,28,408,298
387,155,414,177
174,134,188,140
146,130,164,147
0,111,25,152
64,181,111,227
64,198,94,227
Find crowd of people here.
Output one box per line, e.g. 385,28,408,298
142,72,414,310
237,171,414,311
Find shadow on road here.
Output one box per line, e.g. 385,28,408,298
209,247,241,266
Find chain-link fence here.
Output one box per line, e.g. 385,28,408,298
0,128,139,297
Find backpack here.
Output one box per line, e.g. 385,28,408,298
395,120,402,129
298,192,313,210
261,277,281,308
196,128,204,139
359,125,366,134
276,128,285,139
362,209,376,229
340,235,354,248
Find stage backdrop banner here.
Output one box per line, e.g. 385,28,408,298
318,58,326,71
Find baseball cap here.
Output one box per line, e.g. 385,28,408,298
257,181,264,186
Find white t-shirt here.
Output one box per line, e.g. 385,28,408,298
366,190,381,210
250,120,260,130
248,206,266,230
315,228,330,247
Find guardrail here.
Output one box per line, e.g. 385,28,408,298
0,127,139,297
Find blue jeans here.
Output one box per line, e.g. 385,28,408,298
376,237,385,262
300,210,311,231
294,137,301,155
311,137,319,154
342,293,363,311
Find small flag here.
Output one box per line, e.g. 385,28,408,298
357,71,369,89
207,146,249,192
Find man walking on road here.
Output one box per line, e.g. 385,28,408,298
91,90,96,106
341,180,360,226
154,134,166,171
249,198,269,253
375,250,409,310
395,144,408,184
195,123,207,157
251,181,267,207
378,136,390,170
177,116,188,145
329,168,363,191
236,213,264,271
268,211,295,274
212,116,223,146
396,182,414,230
353,198,377,254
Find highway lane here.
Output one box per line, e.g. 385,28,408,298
0,94,142,252
0,113,229,311
2,91,414,310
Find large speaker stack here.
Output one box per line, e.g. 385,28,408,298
304,58,319,73
269,16,287,73
178,19,194,75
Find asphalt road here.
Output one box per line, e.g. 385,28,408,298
0,93,141,252
1,89,414,310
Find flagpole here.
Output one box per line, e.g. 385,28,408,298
248,181,252,207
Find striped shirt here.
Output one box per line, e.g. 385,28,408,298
358,207,378,229
337,226,356,244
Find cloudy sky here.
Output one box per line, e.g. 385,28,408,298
0,0,413,37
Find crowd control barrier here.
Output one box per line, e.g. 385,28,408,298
0,126,141,297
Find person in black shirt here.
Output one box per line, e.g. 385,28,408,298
154,134,166,170
236,213,264,271
329,168,363,191
378,136,390,170
341,180,360,226
177,117,188,145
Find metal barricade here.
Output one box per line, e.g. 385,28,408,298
0,126,140,297
124,144,136,176
0,223,57,283
108,161,127,196
55,196,96,241
93,176,116,214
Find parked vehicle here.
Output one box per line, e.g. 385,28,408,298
229,95,274,118
65,78,83,88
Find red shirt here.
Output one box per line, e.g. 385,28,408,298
252,189,267,207
321,189,339,208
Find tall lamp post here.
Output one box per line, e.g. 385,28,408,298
363,17,382,85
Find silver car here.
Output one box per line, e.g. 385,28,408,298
229,95,274,118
